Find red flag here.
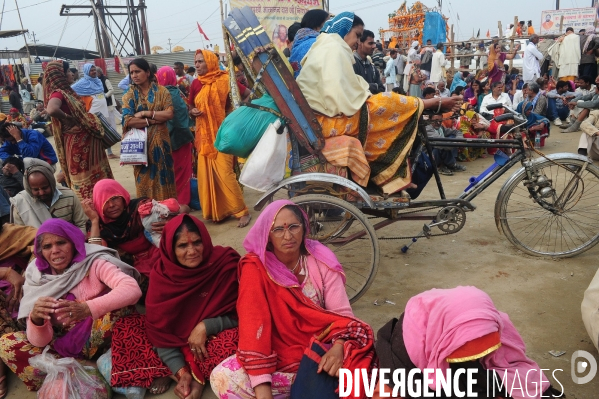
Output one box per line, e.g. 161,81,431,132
486,29,490,38
197,22,210,41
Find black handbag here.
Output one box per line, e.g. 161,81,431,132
290,339,339,399
95,112,121,149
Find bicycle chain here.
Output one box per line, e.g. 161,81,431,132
365,206,459,240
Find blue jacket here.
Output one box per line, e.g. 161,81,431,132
0,128,58,165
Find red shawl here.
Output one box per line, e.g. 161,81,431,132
145,214,240,347
237,254,375,397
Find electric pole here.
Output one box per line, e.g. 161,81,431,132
556,0,560,10
168,38,172,52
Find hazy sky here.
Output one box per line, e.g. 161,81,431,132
0,0,586,54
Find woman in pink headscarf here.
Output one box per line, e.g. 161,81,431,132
156,66,194,206
210,199,376,399
374,286,563,399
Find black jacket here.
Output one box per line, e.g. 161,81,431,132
353,54,385,94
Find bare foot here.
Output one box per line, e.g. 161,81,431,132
407,182,417,189
237,214,252,228
149,376,172,395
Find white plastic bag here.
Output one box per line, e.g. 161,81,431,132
120,128,148,166
97,349,146,399
240,120,287,192
29,346,110,399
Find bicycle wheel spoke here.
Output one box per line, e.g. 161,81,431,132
499,160,599,256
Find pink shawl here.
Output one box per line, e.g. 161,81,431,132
402,286,550,398
243,199,345,288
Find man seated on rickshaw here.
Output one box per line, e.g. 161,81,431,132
295,12,461,195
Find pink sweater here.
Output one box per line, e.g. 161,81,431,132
27,259,141,347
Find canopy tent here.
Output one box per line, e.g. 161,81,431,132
18,44,100,59
0,29,28,39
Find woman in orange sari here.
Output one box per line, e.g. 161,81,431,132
188,50,251,227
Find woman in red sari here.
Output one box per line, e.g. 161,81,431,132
107,214,240,398
210,200,376,399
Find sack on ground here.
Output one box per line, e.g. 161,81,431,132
98,349,146,399
120,128,148,166
239,119,287,191
215,94,282,158
30,346,110,399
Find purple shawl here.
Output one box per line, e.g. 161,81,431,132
243,200,345,288
34,219,87,273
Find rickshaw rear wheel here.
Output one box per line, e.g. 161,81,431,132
291,194,379,303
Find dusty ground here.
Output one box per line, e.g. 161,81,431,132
6,125,599,398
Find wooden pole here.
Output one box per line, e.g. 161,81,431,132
449,24,455,76
559,15,564,34
498,21,503,39
509,16,517,70
14,0,30,60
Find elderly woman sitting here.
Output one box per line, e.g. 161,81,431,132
211,200,375,399
109,214,240,397
0,219,141,391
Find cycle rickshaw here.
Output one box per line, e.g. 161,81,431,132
224,7,599,303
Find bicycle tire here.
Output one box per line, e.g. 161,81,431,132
495,157,599,257
292,194,380,303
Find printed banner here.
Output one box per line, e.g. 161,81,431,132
539,7,598,35
229,0,324,52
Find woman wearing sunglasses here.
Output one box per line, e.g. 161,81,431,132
211,199,375,399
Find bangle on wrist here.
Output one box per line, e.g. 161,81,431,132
436,98,442,113
175,365,190,381
145,118,149,127
152,111,156,120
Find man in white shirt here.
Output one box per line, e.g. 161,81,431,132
512,83,528,109
523,35,544,84
436,81,450,98
33,74,43,102
430,43,447,84
480,82,513,114
384,50,398,91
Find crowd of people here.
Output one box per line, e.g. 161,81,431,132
0,7,598,399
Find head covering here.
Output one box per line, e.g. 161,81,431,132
289,27,320,78
145,214,240,347
92,178,131,224
19,219,139,357
403,286,551,396
0,113,6,122
450,71,467,93
9,108,18,114
91,179,148,248
70,63,104,96
34,218,86,273
243,200,345,288
523,102,550,128
156,66,177,87
411,41,419,49
194,49,230,159
43,61,102,135
23,158,56,198
320,12,355,38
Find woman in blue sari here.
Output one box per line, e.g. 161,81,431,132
450,69,468,93
289,9,330,78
